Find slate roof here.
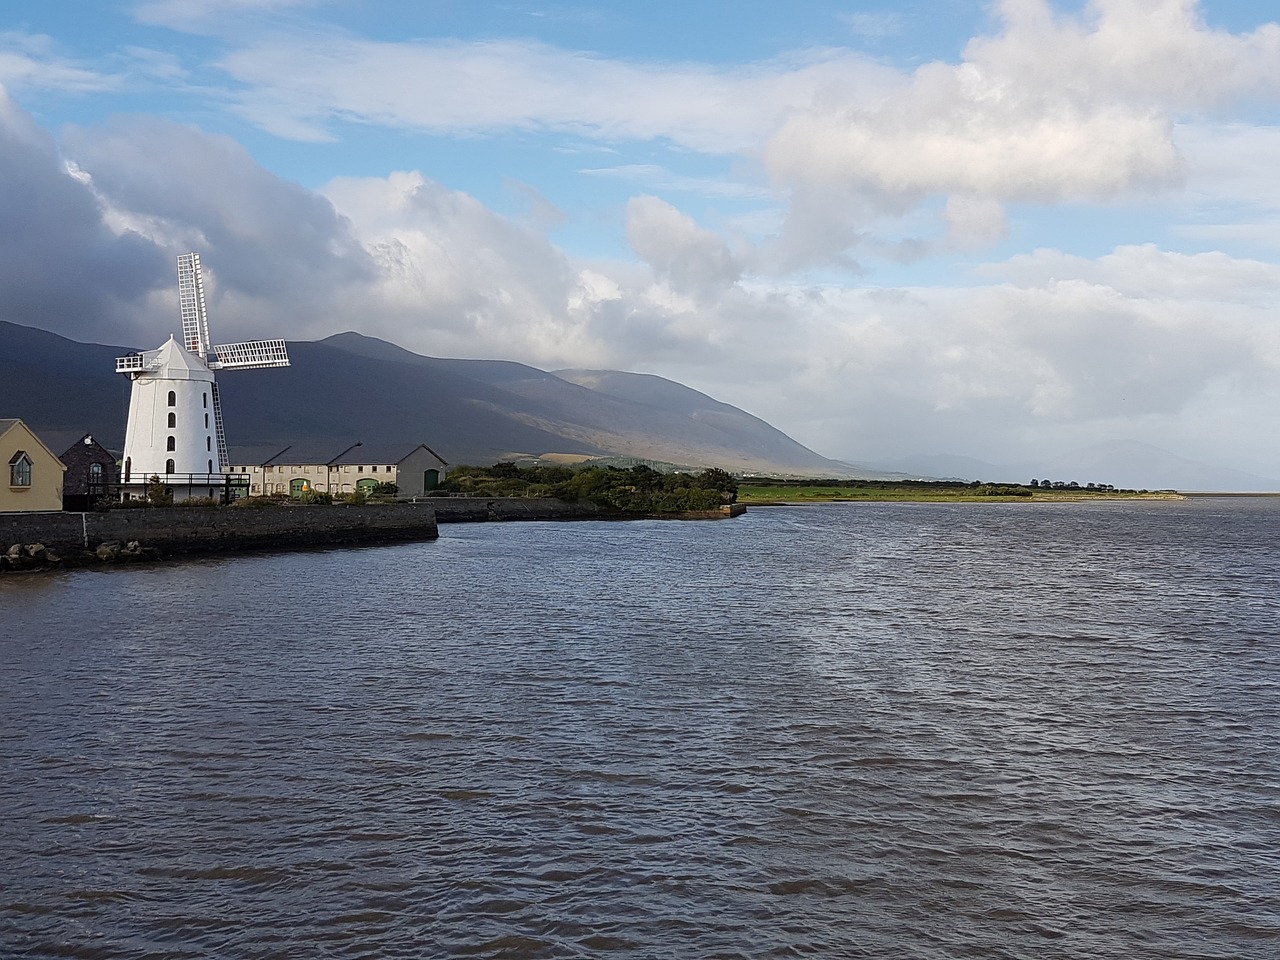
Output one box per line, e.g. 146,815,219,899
228,441,448,468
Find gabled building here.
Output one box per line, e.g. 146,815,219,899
228,442,449,498
39,431,119,510
1,419,66,513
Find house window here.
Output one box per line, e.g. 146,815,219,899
88,462,105,491
358,465,364,473
165,459,175,474
168,390,176,406
167,436,176,451
168,412,176,428
9,452,32,487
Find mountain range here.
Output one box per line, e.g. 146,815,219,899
0,320,852,475
5,320,1274,490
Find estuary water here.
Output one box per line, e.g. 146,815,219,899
2,499,1278,959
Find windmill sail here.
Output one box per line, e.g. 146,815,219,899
177,252,212,359
209,339,290,370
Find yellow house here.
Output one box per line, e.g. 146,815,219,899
1,419,67,512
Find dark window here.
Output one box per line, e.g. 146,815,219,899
124,457,131,483
206,437,211,451
204,413,209,428
168,412,176,428
203,393,208,408
165,459,175,474
166,436,176,451
208,460,214,474
168,390,176,406
9,452,32,487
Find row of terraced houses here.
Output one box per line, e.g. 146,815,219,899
1,418,448,512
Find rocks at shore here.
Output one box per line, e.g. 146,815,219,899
1,539,159,572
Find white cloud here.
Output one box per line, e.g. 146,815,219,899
119,0,1280,277
839,12,904,42
133,0,315,32
0,33,120,94
983,243,1280,305
626,196,743,299
580,164,771,200
218,36,893,151
759,0,1280,268
322,170,609,365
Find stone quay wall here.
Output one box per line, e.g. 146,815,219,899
2,502,441,557
0,497,614,562
426,496,606,523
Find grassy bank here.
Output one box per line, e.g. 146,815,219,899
738,480,1180,504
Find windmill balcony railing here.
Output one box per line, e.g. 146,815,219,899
120,473,251,487
115,354,161,372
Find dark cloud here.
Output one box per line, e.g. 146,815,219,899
0,87,166,343
62,116,377,338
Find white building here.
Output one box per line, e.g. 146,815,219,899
119,336,220,489
229,442,449,498
115,253,289,502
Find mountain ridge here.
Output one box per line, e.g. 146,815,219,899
0,320,850,475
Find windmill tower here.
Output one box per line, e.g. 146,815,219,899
116,253,290,499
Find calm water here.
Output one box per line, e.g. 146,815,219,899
2,500,1279,959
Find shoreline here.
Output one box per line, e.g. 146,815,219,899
740,493,1186,506
1,497,743,573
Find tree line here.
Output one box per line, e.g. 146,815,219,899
433,463,739,513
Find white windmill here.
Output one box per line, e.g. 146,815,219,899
116,253,290,499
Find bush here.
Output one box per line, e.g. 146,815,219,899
146,475,173,506
428,462,739,513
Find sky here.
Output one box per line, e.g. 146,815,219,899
2,0,1279,478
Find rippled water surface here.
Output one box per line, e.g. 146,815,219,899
3,499,1279,959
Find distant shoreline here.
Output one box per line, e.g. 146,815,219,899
737,488,1187,506
1180,491,1280,498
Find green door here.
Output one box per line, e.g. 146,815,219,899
290,478,309,498
423,469,440,491
357,477,379,495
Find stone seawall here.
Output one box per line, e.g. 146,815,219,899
1,498,614,564
426,497,606,523
2,502,441,558
1,497,727,569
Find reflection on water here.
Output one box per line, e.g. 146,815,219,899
2,499,1279,958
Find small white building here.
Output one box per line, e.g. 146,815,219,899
229,442,449,498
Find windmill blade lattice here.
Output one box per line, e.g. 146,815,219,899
177,252,212,359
